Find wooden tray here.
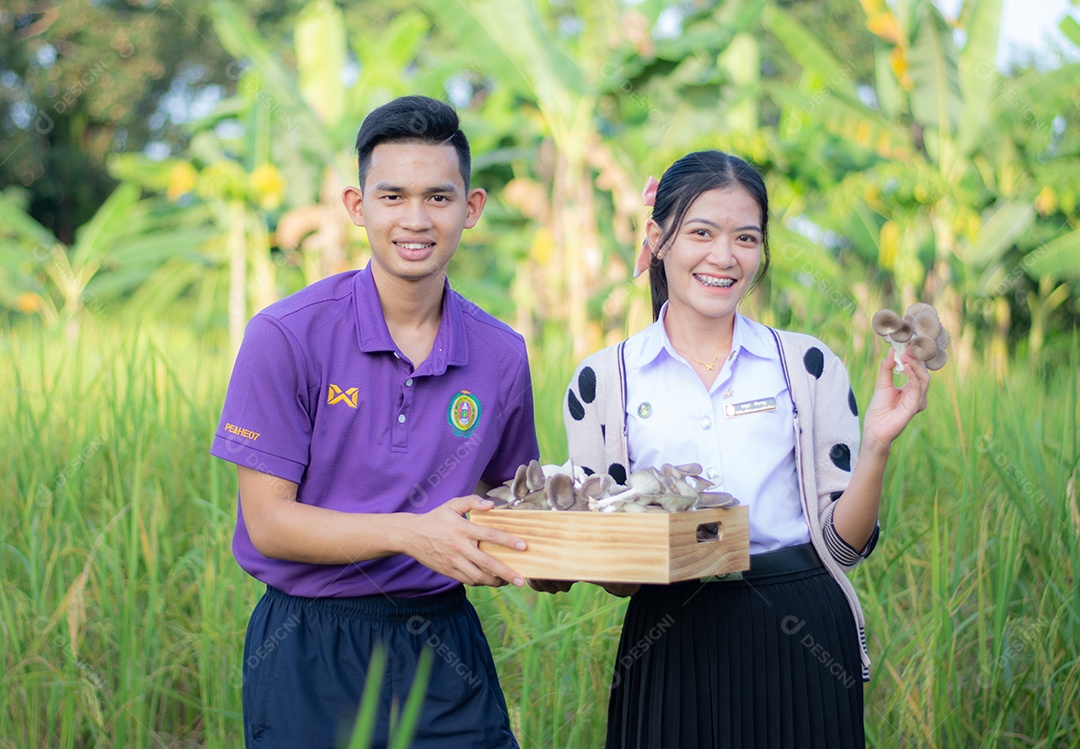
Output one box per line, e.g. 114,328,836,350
470,506,749,583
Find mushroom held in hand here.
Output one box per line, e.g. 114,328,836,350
871,302,949,373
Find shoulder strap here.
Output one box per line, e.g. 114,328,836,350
769,327,798,418
616,341,628,441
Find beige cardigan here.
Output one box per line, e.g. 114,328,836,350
563,326,878,680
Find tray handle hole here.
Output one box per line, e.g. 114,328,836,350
696,521,724,544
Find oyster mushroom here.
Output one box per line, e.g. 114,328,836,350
872,309,916,373
510,463,530,500
907,334,938,362
655,492,697,513
525,459,546,492
579,473,615,499
591,470,663,512
905,303,950,371
545,472,579,511
485,485,515,504
694,491,739,509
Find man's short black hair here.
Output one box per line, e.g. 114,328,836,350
355,96,472,190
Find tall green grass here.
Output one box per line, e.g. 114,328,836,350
2,320,1078,747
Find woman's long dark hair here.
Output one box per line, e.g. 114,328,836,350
647,150,770,320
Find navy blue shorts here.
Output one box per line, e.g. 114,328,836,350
242,585,519,748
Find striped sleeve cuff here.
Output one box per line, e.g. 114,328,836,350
823,515,880,567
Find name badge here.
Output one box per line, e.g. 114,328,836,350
724,397,777,418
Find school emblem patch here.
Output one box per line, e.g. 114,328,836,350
447,390,482,437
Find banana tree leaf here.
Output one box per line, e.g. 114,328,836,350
770,223,846,282
874,47,902,120
1060,14,1080,50
123,259,209,320
420,0,531,98
964,199,1036,268
908,3,963,136
100,227,218,271
956,0,1002,157
70,183,142,267
0,193,55,247
846,205,886,265
986,64,1080,133
355,10,430,77
428,0,587,128
211,0,339,168
761,3,858,101
1024,231,1080,280
767,83,915,160
295,0,346,128
107,155,188,192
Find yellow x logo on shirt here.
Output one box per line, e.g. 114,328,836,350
327,384,358,408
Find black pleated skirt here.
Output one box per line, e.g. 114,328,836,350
606,557,865,749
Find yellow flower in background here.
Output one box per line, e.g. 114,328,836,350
16,292,44,314
196,160,248,202
866,12,900,44
855,121,872,148
249,164,287,211
1034,186,1057,216
889,47,911,90
953,206,981,242
166,162,198,201
879,220,900,270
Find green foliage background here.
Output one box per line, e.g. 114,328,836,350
2,1,1079,747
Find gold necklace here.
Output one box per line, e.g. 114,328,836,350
674,345,721,371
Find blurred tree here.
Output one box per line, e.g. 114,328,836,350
0,1,242,242
424,0,774,356
763,0,1080,368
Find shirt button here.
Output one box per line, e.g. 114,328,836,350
397,414,406,424
701,416,712,430
707,468,719,480
405,378,413,387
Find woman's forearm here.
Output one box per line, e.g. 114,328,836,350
830,434,891,552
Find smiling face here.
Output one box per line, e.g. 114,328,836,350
648,185,764,329
342,141,486,287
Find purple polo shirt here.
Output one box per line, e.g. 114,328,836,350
210,264,539,598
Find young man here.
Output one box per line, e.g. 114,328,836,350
211,96,538,748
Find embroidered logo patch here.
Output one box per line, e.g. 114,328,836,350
447,390,481,437
327,384,359,408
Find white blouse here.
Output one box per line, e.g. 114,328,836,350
624,306,810,553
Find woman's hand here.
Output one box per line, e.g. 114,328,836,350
528,579,575,593
598,582,640,597
861,349,930,452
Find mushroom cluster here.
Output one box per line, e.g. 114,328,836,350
485,460,740,513
871,302,950,374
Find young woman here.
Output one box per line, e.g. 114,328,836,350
555,150,930,748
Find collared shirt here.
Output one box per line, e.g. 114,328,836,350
624,306,809,553
211,263,539,598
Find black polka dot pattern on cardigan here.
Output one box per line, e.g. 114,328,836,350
848,388,858,417
803,347,824,379
608,463,627,486
578,367,597,404
830,490,843,502
567,389,585,421
829,444,852,472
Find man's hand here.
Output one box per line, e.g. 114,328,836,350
402,495,528,588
